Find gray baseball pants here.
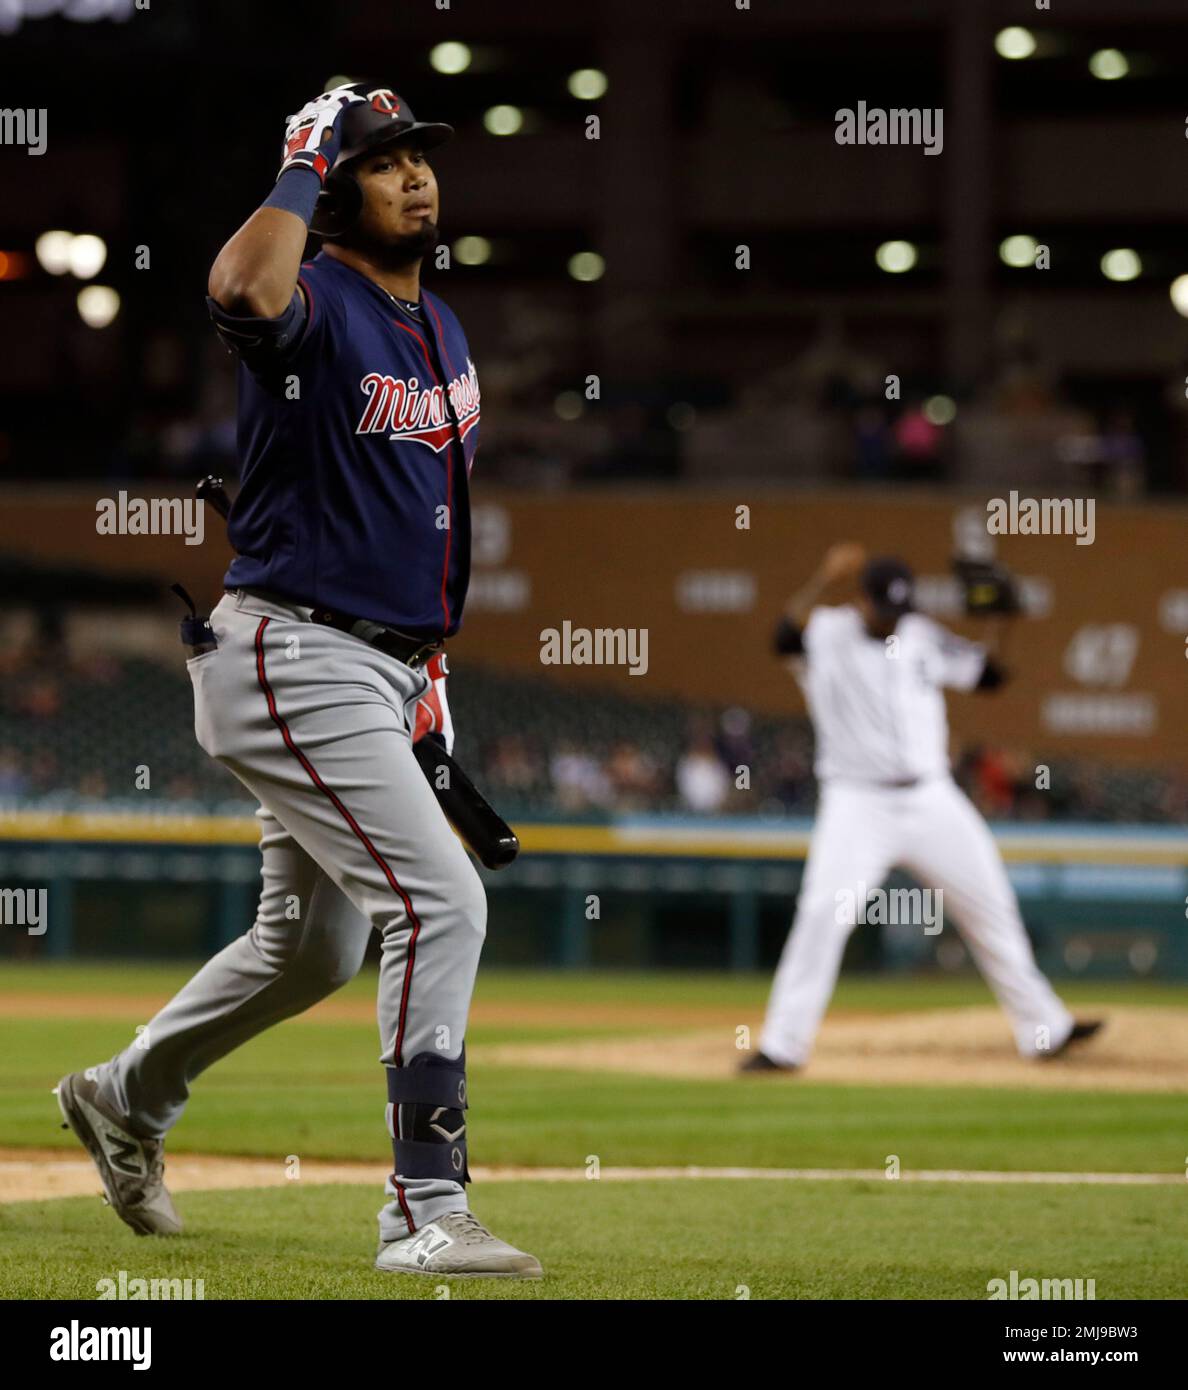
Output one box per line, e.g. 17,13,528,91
95,589,486,1241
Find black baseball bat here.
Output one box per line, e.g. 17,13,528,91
197,474,233,521
195,476,520,870
412,739,521,870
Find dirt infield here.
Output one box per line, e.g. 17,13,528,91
0,991,748,1031
0,1150,380,1205
483,1005,1188,1093
9,983,1178,1092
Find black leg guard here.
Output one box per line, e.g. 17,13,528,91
386,1050,469,1184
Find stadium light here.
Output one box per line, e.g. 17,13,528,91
554,391,583,420
567,69,608,100
995,27,1036,60
76,285,120,328
454,236,492,266
924,395,957,426
483,105,524,136
1000,235,1038,268
0,251,31,281
1169,275,1188,317
1101,249,1141,282
67,234,107,279
875,240,917,274
1089,49,1128,81
430,43,472,75
35,230,74,275
567,251,605,282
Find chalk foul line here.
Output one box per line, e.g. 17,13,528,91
0,1150,1182,1204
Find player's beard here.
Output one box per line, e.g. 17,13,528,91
389,219,439,265
348,219,439,269
394,218,441,261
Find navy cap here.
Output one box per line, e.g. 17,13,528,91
861,556,915,615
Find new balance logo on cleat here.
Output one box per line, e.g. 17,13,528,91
74,1094,147,1177
103,1131,146,1178
407,1231,451,1267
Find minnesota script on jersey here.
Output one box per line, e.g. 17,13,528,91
226,253,479,637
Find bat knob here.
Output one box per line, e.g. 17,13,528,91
481,835,520,871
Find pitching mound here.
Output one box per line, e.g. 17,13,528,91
481,1005,1188,1092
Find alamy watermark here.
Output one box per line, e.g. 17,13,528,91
835,883,943,934
539,621,648,676
50,1322,150,1370
835,102,943,156
0,108,47,156
96,492,205,546
988,1269,1096,1300
0,887,46,935
97,1270,205,1300
986,492,1095,546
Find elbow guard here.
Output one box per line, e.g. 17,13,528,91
206,288,308,367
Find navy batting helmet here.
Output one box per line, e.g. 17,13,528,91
311,84,453,239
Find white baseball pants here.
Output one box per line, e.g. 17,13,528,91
759,777,1074,1066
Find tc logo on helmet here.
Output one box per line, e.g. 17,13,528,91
368,89,402,117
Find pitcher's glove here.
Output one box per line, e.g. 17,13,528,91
952,556,1021,616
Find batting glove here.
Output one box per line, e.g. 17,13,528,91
412,652,455,756
278,84,367,183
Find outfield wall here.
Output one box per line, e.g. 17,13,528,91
0,811,1183,978
5,486,1188,769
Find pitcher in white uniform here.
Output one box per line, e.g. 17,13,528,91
744,543,1102,1074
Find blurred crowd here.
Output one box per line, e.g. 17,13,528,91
1,632,1184,823
96,298,1171,495
954,745,1188,825
682,319,1159,494
481,710,815,817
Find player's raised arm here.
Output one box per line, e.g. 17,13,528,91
773,542,867,654
208,85,366,317
972,614,1014,689
932,620,1012,693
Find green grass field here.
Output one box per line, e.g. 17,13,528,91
2,964,1186,1300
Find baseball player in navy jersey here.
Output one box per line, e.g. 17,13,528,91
56,83,541,1278
742,542,1102,1075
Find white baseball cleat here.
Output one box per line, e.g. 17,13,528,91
376,1211,542,1278
54,1069,182,1237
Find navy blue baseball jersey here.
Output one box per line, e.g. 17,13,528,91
220,252,478,637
